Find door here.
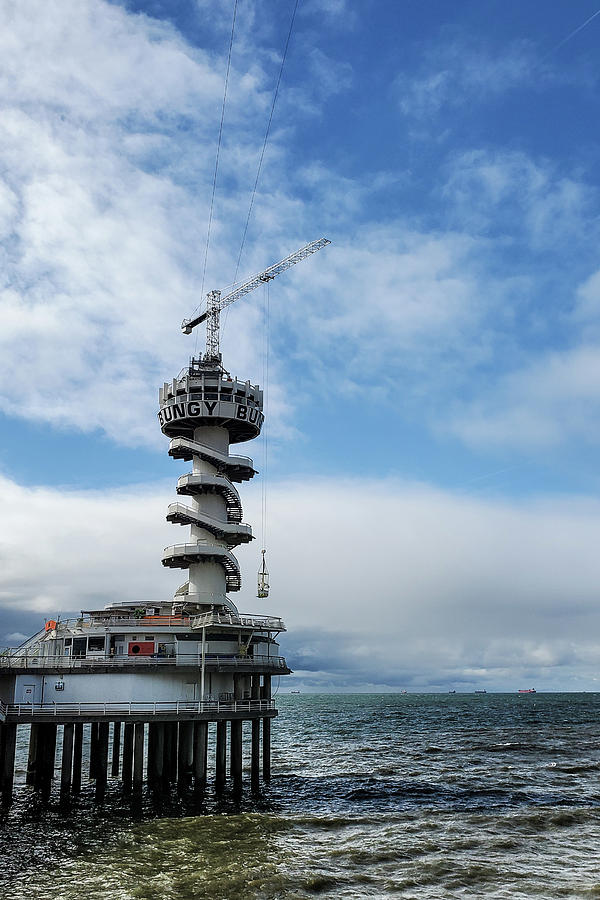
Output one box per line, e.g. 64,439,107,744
21,683,37,703
183,683,197,700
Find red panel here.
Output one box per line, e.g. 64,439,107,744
128,641,154,656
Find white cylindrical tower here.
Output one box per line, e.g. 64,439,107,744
159,357,262,611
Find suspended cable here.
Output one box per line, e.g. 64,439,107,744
194,0,238,358
233,0,300,285
261,279,271,552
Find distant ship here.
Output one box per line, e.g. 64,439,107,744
290,690,300,694
448,690,456,694
474,690,487,694
518,688,536,694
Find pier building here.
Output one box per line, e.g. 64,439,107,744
0,355,289,803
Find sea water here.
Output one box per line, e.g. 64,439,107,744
1,693,599,898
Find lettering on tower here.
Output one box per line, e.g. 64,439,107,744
158,400,264,429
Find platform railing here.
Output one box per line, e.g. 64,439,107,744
0,653,287,670
6,698,276,719
189,611,285,631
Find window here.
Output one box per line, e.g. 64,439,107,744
87,636,105,652
144,635,154,641
64,638,72,647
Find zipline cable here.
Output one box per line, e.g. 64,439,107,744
194,0,238,358
261,279,271,553
233,0,300,286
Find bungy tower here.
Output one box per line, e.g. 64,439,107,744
0,239,328,804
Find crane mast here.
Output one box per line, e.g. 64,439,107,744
182,237,331,362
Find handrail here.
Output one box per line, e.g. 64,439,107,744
0,653,287,669
6,698,276,719
190,611,285,631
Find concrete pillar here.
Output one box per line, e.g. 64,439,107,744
111,721,121,777
262,718,271,782
251,675,261,792
1,723,17,804
230,719,243,795
177,722,194,791
165,723,178,782
72,723,83,794
251,719,260,792
133,722,145,794
122,723,134,793
95,722,109,801
60,723,75,800
89,722,99,779
26,723,41,786
39,723,57,796
193,721,208,791
215,720,227,793
262,676,272,782
147,723,164,787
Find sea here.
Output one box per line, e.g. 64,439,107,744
1,693,599,899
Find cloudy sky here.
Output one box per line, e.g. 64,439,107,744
2,0,600,691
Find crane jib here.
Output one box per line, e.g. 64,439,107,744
180,237,331,354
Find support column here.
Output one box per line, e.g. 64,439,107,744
133,722,145,794
122,723,134,793
60,723,75,800
178,722,194,792
111,721,121,777
251,675,261,792
95,722,109,801
165,723,178,783
215,720,227,793
1,723,17,804
147,723,164,787
193,721,208,791
39,723,57,796
262,676,272,782
26,723,41,786
72,723,83,794
230,719,243,795
89,722,99,779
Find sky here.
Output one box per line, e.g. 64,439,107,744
1,0,600,692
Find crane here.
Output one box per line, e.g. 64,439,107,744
182,237,331,362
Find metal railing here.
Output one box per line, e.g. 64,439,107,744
0,653,287,670
6,698,276,719
190,611,285,631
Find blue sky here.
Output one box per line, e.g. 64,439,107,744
2,0,600,691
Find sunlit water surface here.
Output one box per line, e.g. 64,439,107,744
2,693,600,898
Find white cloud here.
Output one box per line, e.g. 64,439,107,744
395,36,575,122
449,344,600,449
2,471,600,688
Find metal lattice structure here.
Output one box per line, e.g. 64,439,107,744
182,237,331,361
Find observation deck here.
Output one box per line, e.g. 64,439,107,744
158,361,264,443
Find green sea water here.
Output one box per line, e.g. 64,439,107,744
2,693,600,899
